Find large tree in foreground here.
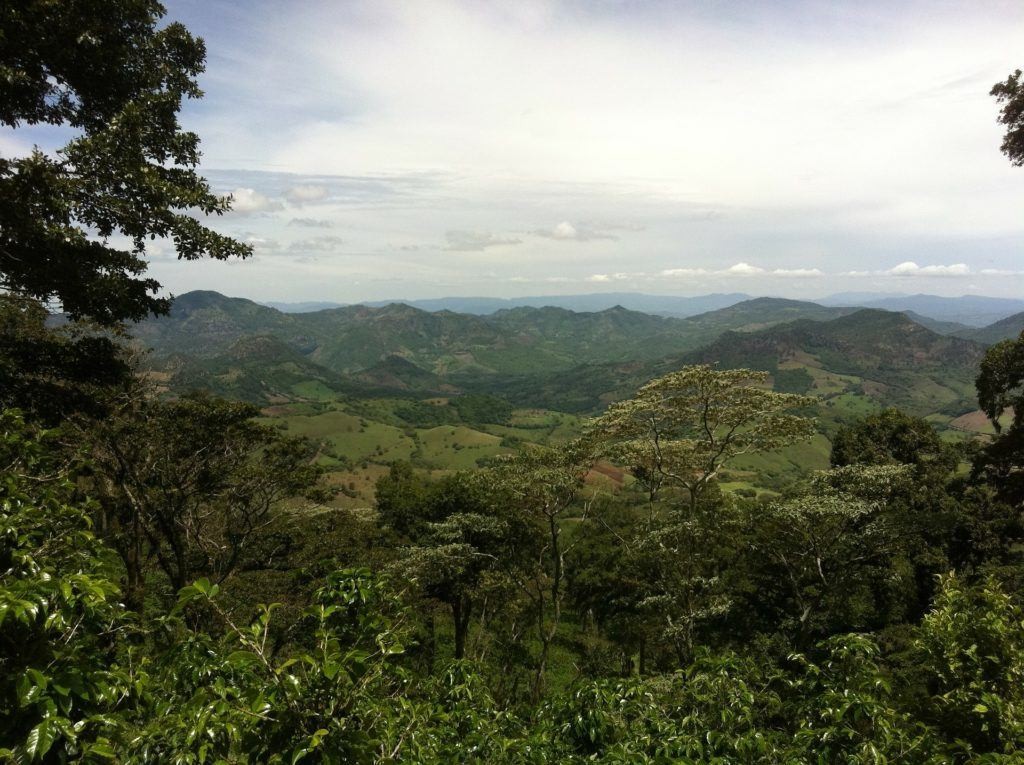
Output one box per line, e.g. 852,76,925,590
0,0,249,324
590,365,815,663
593,365,815,516
87,393,329,610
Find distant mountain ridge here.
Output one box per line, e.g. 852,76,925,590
263,292,753,316
136,292,859,383
259,290,1024,328
135,292,989,423
955,311,1024,345
819,293,1024,327
481,309,987,417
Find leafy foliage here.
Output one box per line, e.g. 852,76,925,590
0,0,249,324
0,412,135,762
973,332,1024,507
86,392,331,609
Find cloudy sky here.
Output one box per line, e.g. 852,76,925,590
17,0,1024,301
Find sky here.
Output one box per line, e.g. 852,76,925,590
10,0,1024,302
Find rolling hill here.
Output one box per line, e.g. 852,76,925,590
138,296,995,503
138,294,990,445
135,292,865,387
482,310,987,421
955,311,1024,345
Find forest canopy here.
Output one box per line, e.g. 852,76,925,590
1,4,1024,763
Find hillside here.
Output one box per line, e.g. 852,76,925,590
900,311,973,335
820,293,1024,327
155,335,358,404
135,292,865,391
955,311,1024,345
484,310,987,421
133,291,301,357
138,295,988,440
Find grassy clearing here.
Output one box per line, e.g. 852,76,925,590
289,380,339,401
417,426,512,469
730,433,832,487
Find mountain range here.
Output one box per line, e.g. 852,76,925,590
134,291,1011,428
261,291,1024,327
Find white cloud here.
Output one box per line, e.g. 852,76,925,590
533,221,618,241
887,261,971,277
286,184,329,204
227,188,283,215
551,221,577,240
659,264,822,279
586,272,636,282
242,236,283,254
444,230,522,251
726,262,766,276
837,262,1024,278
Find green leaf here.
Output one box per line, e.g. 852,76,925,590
24,718,56,761
226,651,260,669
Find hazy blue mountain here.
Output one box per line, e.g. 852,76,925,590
357,292,753,316
263,301,347,313
819,291,910,304
955,311,1024,345
820,293,1024,327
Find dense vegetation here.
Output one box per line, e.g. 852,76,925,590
2,3,1024,762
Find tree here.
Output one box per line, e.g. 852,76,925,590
399,511,511,661
0,412,135,761
593,365,814,516
0,296,131,425
131,569,419,763
590,365,814,662
973,333,1024,508
750,465,913,643
0,0,249,325
992,69,1024,167
87,393,329,609
381,470,515,661
831,407,958,474
485,443,593,700
916,574,1024,757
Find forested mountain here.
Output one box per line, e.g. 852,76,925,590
137,292,859,385
138,294,990,431
471,310,986,416
955,310,1024,344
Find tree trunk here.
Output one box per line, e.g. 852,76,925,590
123,513,145,612
453,596,472,660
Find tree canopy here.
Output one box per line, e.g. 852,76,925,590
0,0,249,324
